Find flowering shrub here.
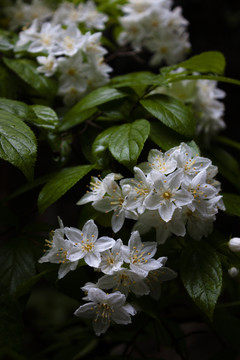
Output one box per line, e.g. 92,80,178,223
1,0,240,359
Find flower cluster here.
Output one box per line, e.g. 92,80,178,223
3,0,52,31
14,1,111,106
157,70,226,140
39,219,176,335
118,0,190,66
78,143,225,242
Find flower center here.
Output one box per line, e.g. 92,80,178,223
82,240,94,252
163,191,171,200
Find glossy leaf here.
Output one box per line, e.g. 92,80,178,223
0,110,37,181
92,126,118,168
61,86,126,131
59,108,97,131
3,57,57,98
29,105,59,131
177,51,226,75
150,121,185,150
108,119,150,167
0,97,35,120
140,94,195,138
38,165,93,213
180,241,222,320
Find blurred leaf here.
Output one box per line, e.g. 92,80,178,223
3,57,57,98
177,51,226,75
29,104,59,131
0,29,16,52
61,86,126,131
140,94,195,138
108,119,150,167
222,193,240,217
0,238,36,295
111,71,167,87
92,126,118,168
0,110,37,181
216,136,240,152
7,174,52,200
38,165,93,213
0,98,35,119
59,108,97,132
180,241,222,320
208,146,240,191
150,121,185,150
0,64,18,98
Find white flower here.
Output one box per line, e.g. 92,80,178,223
64,220,115,268
99,239,124,275
182,169,221,217
93,181,138,233
228,237,240,252
51,24,86,57
184,208,215,240
169,143,211,180
4,0,52,31
36,54,58,77
145,257,177,300
81,282,100,300
77,1,108,30
138,149,177,175
38,226,78,279
133,209,186,244
228,267,239,278
118,0,190,66
74,288,136,336
120,167,153,214
98,268,150,296
122,231,162,277
144,168,193,222
77,173,122,206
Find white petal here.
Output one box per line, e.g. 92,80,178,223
94,237,115,252
82,219,98,240
84,251,101,268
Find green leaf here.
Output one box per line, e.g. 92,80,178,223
180,241,222,320
0,238,36,295
111,71,167,87
177,51,226,75
168,74,240,87
208,146,240,191
59,108,97,131
108,119,150,167
38,165,93,213
61,86,126,131
0,110,37,181
0,97,35,120
149,121,185,150
29,104,59,131
92,126,118,168
216,136,240,152
140,94,195,138
222,193,240,217
3,57,57,98
0,64,18,98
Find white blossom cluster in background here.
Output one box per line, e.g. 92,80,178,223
3,0,53,31
157,69,226,140
39,219,176,335
11,1,111,106
78,143,225,242
118,0,190,66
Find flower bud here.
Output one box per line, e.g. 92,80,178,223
228,237,240,252
228,267,239,278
